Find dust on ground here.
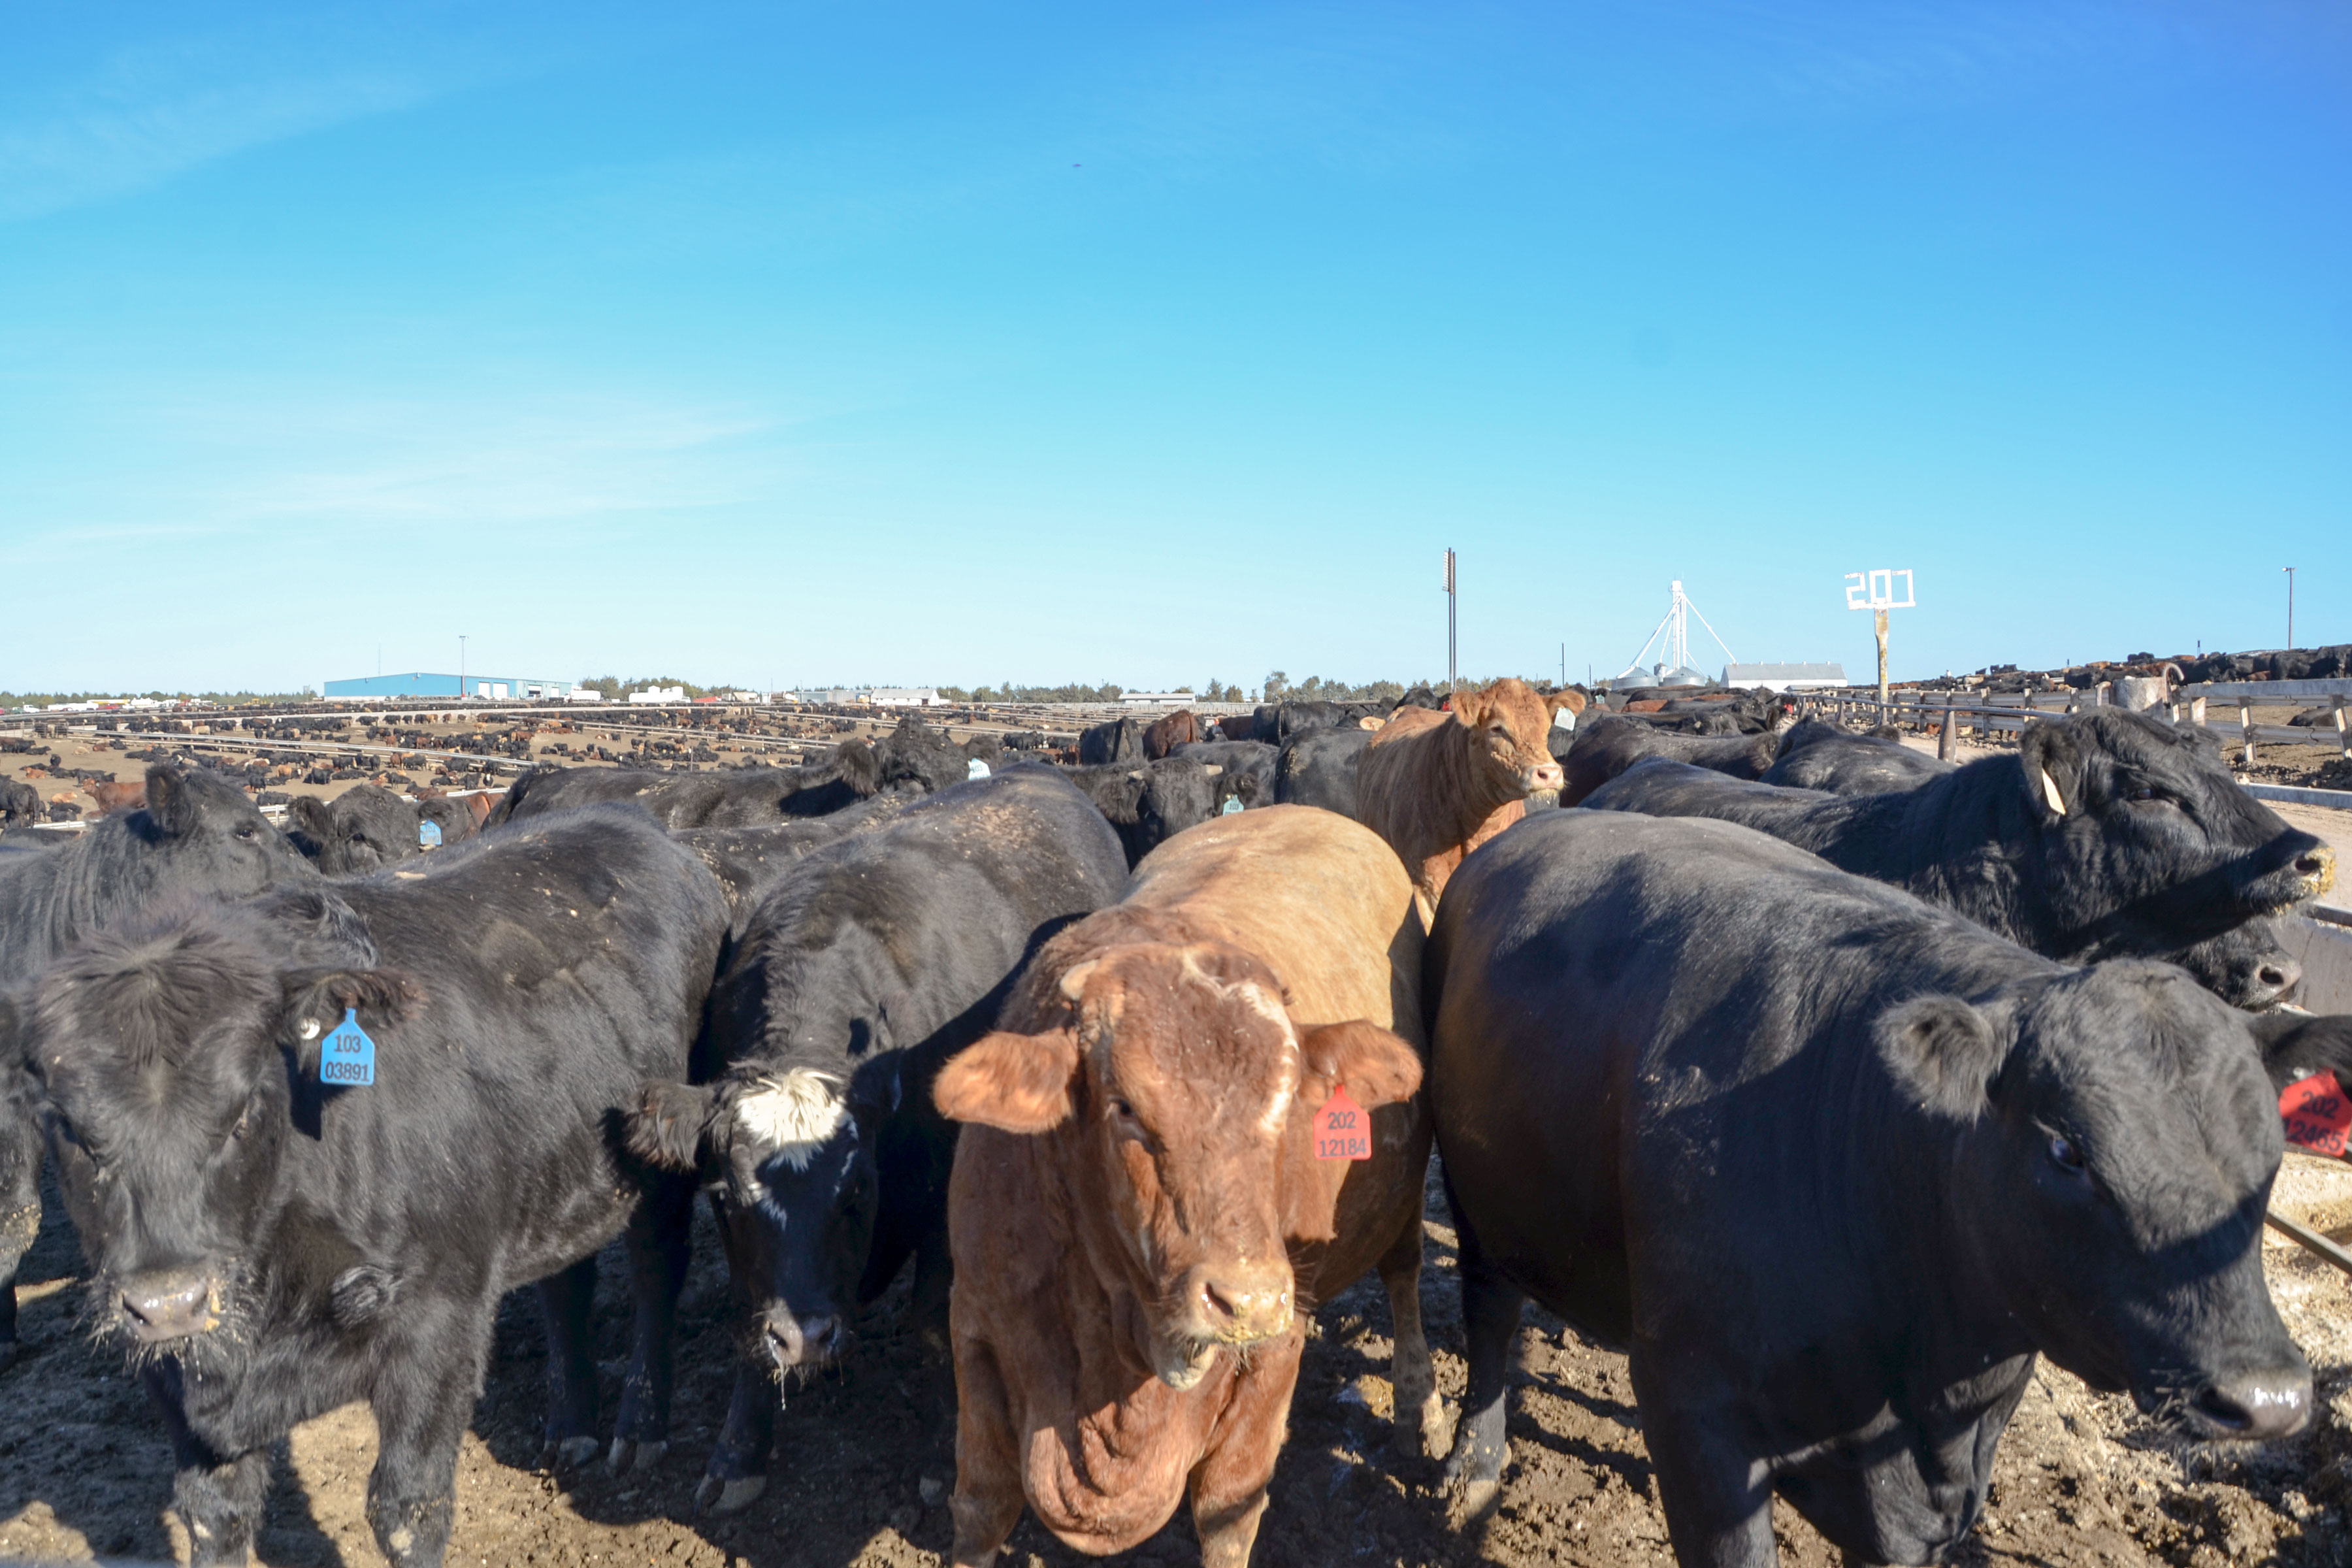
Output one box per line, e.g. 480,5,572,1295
5,1149,2349,1568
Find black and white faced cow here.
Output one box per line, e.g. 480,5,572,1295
1582,710,2335,972
15,806,727,1568
1428,810,2319,1567
625,766,1128,1511
0,763,314,1372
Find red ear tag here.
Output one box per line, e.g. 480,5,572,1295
2281,1073,2352,1158
1313,1086,1371,1161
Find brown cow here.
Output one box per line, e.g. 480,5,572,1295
935,807,1431,1567
83,779,147,814
1142,708,1201,760
1355,676,1563,926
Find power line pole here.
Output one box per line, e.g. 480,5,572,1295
2285,566,2296,650
459,635,467,700
1443,549,1458,692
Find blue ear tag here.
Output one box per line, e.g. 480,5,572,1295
419,819,442,848
967,758,990,779
1220,795,1244,815
319,1008,376,1087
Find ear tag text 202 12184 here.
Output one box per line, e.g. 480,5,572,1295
320,1007,376,1088
419,819,442,849
2281,1072,2351,1158
1313,1085,1370,1161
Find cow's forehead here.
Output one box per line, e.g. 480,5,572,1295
1091,956,1296,1103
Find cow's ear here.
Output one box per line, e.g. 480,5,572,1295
836,738,881,796
284,796,333,840
934,1030,1082,1133
2245,1011,2352,1095
2017,721,2084,822
279,967,424,1038
1878,995,2004,1119
625,1081,723,1171
1301,1021,1423,1109
144,765,197,835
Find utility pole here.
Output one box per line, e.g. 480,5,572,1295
2285,566,2296,650
459,635,467,700
1443,549,1458,692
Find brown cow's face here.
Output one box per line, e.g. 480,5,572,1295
1458,678,1564,797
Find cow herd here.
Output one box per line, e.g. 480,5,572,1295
0,679,2347,1568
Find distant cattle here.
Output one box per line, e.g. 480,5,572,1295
627,770,1126,1511
1211,711,1260,742
1429,811,2321,1561
1556,713,1780,808
1141,708,1201,760
0,778,38,828
1057,757,1218,868
1356,676,1563,923
82,778,147,814
286,784,479,875
14,807,728,1567
932,806,1429,1564
1274,727,1373,816
1077,715,1145,765
1582,711,2336,969
1759,717,1954,794
497,743,886,828
0,765,316,1373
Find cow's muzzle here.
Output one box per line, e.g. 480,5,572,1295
2297,844,2337,899
1520,762,1565,794
119,1267,223,1344
763,1311,847,1375
2181,1367,2311,1442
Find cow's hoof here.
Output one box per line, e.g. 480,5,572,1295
607,1438,667,1476
1443,1445,1504,1522
696,1474,767,1514
544,1435,598,1469
1456,1476,1501,1521
1396,1394,1454,1461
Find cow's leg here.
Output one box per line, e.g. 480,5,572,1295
1377,1209,1447,1460
610,1176,693,1475
947,1340,1024,1568
144,1364,268,1568
1444,1211,1522,1518
536,1256,601,1467
694,1365,776,1514
1635,1393,1778,1568
906,1215,954,1358
367,1299,495,1568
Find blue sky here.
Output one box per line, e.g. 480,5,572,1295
2,1,2345,694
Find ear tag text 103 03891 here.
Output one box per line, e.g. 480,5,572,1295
1313,1085,1370,1161
320,1008,376,1088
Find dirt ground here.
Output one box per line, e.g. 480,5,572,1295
5,1143,2350,1568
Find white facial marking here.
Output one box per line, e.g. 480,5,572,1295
297,1020,321,1041
735,1070,847,1171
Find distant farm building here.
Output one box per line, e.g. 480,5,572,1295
1722,662,1848,691
324,672,576,700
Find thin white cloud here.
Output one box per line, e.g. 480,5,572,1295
0,31,453,221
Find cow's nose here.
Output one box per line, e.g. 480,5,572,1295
1194,1264,1293,1344
2192,1370,2311,1441
1526,763,1565,791
765,1313,845,1371
2296,845,2336,895
120,1268,219,1343
2256,954,2304,1000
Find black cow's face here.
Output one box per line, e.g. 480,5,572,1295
22,921,292,1375
1884,963,2309,1440
143,765,315,894
2021,713,2333,959
629,1068,881,1378
2164,917,2302,1012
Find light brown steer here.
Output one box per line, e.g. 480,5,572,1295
1356,675,1563,926
934,806,1433,1567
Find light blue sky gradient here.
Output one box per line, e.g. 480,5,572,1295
3,1,2346,693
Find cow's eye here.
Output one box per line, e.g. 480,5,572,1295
235,825,259,841
2047,1132,2085,1173
2125,785,2164,804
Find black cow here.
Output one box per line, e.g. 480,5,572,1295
0,764,316,1372
496,742,888,828
285,785,478,875
1056,757,1218,868
1173,740,1277,813
13,806,728,1567
1274,726,1373,816
675,791,915,943
1760,717,1954,794
1580,711,2334,967
625,768,1126,1511
0,777,38,828
1257,699,1385,744
1428,810,2323,1566
1556,713,1780,808
1077,715,1144,765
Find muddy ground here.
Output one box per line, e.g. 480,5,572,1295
5,1144,2350,1568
